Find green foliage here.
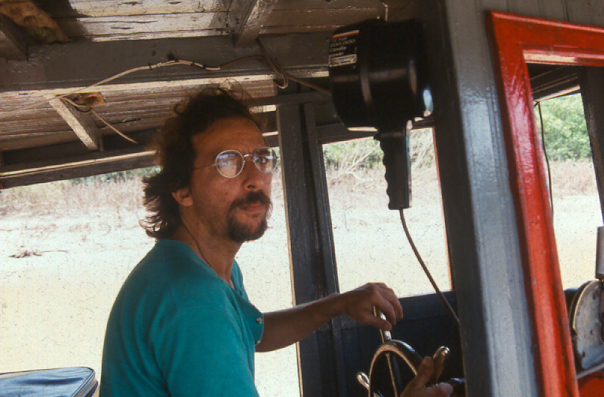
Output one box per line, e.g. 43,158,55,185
323,138,383,171
323,94,592,171
322,129,436,172
537,94,591,160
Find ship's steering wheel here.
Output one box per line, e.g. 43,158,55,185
356,310,458,397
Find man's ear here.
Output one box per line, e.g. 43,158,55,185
172,186,193,207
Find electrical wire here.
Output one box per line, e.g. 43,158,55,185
256,37,332,95
5,60,206,115
60,96,91,112
3,44,331,117
399,209,461,329
380,1,389,21
90,108,139,145
255,39,289,89
537,101,555,218
60,96,139,145
3,43,331,147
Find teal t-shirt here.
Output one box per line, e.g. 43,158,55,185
100,239,264,397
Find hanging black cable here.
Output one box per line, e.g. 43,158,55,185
537,102,555,218
399,209,461,329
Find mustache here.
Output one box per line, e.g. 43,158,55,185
230,190,272,210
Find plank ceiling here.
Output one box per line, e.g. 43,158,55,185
0,0,415,188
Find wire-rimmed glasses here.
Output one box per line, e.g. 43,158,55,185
197,147,278,178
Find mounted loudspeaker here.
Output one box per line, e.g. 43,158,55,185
328,19,432,210
328,18,432,132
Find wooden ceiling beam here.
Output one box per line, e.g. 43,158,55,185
0,150,154,189
0,32,331,93
48,97,103,151
0,14,29,61
0,128,157,189
229,0,278,48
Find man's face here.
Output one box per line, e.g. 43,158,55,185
181,117,273,243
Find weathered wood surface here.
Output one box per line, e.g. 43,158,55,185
0,14,28,60
36,0,228,17
0,33,328,94
0,78,275,154
56,12,228,41
0,146,155,188
231,0,278,47
38,0,407,18
48,97,102,151
31,0,413,42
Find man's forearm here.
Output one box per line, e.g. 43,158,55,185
255,294,341,352
255,283,403,352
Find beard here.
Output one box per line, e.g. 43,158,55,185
227,190,272,243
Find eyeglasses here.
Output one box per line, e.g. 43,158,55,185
197,147,278,178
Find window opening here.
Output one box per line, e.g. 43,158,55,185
535,93,600,290
0,164,298,397
1,170,156,374
236,159,300,397
322,131,451,298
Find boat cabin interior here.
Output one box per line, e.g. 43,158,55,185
2,1,604,396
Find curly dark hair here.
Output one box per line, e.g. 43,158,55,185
141,87,262,239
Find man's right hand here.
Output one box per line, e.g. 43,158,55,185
400,357,454,397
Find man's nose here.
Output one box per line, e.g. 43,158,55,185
242,157,271,190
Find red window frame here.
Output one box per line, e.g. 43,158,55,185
486,10,604,397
